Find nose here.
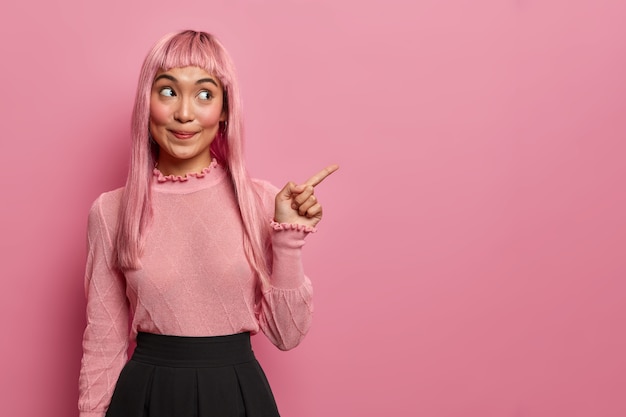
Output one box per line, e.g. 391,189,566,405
174,97,194,123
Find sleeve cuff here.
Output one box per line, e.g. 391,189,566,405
268,221,312,289
79,410,106,417
270,220,317,234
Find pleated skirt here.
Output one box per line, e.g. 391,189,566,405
105,332,281,417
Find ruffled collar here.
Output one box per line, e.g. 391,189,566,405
153,159,220,183
152,160,227,194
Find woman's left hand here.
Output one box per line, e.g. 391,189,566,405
274,164,339,228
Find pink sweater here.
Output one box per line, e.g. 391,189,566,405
78,161,314,417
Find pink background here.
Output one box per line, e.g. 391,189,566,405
1,1,625,416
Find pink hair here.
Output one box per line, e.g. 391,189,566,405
115,30,271,287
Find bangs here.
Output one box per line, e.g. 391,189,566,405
156,31,229,86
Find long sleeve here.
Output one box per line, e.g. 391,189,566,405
78,195,129,417
253,180,315,350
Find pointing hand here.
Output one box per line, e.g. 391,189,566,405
274,164,339,228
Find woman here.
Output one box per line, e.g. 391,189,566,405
78,30,337,417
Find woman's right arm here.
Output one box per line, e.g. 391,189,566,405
78,195,130,417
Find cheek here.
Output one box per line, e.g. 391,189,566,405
197,107,224,127
149,101,170,127
149,102,171,144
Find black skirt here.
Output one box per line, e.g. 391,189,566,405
105,332,281,417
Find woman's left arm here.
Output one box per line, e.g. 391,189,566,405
255,165,338,350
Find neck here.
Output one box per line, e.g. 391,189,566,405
156,154,213,177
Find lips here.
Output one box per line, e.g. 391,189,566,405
170,130,198,140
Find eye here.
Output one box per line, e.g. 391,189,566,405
198,90,213,100
159,87,175,97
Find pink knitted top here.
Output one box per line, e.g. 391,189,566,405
78,161,314,417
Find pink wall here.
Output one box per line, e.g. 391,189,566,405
1,1,625,416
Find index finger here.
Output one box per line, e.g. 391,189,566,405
304,164,340,187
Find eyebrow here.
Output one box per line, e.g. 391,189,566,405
154,74,219,87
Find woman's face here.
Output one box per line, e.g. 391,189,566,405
149,66,226,175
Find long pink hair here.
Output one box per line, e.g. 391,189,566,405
115,30,271,287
